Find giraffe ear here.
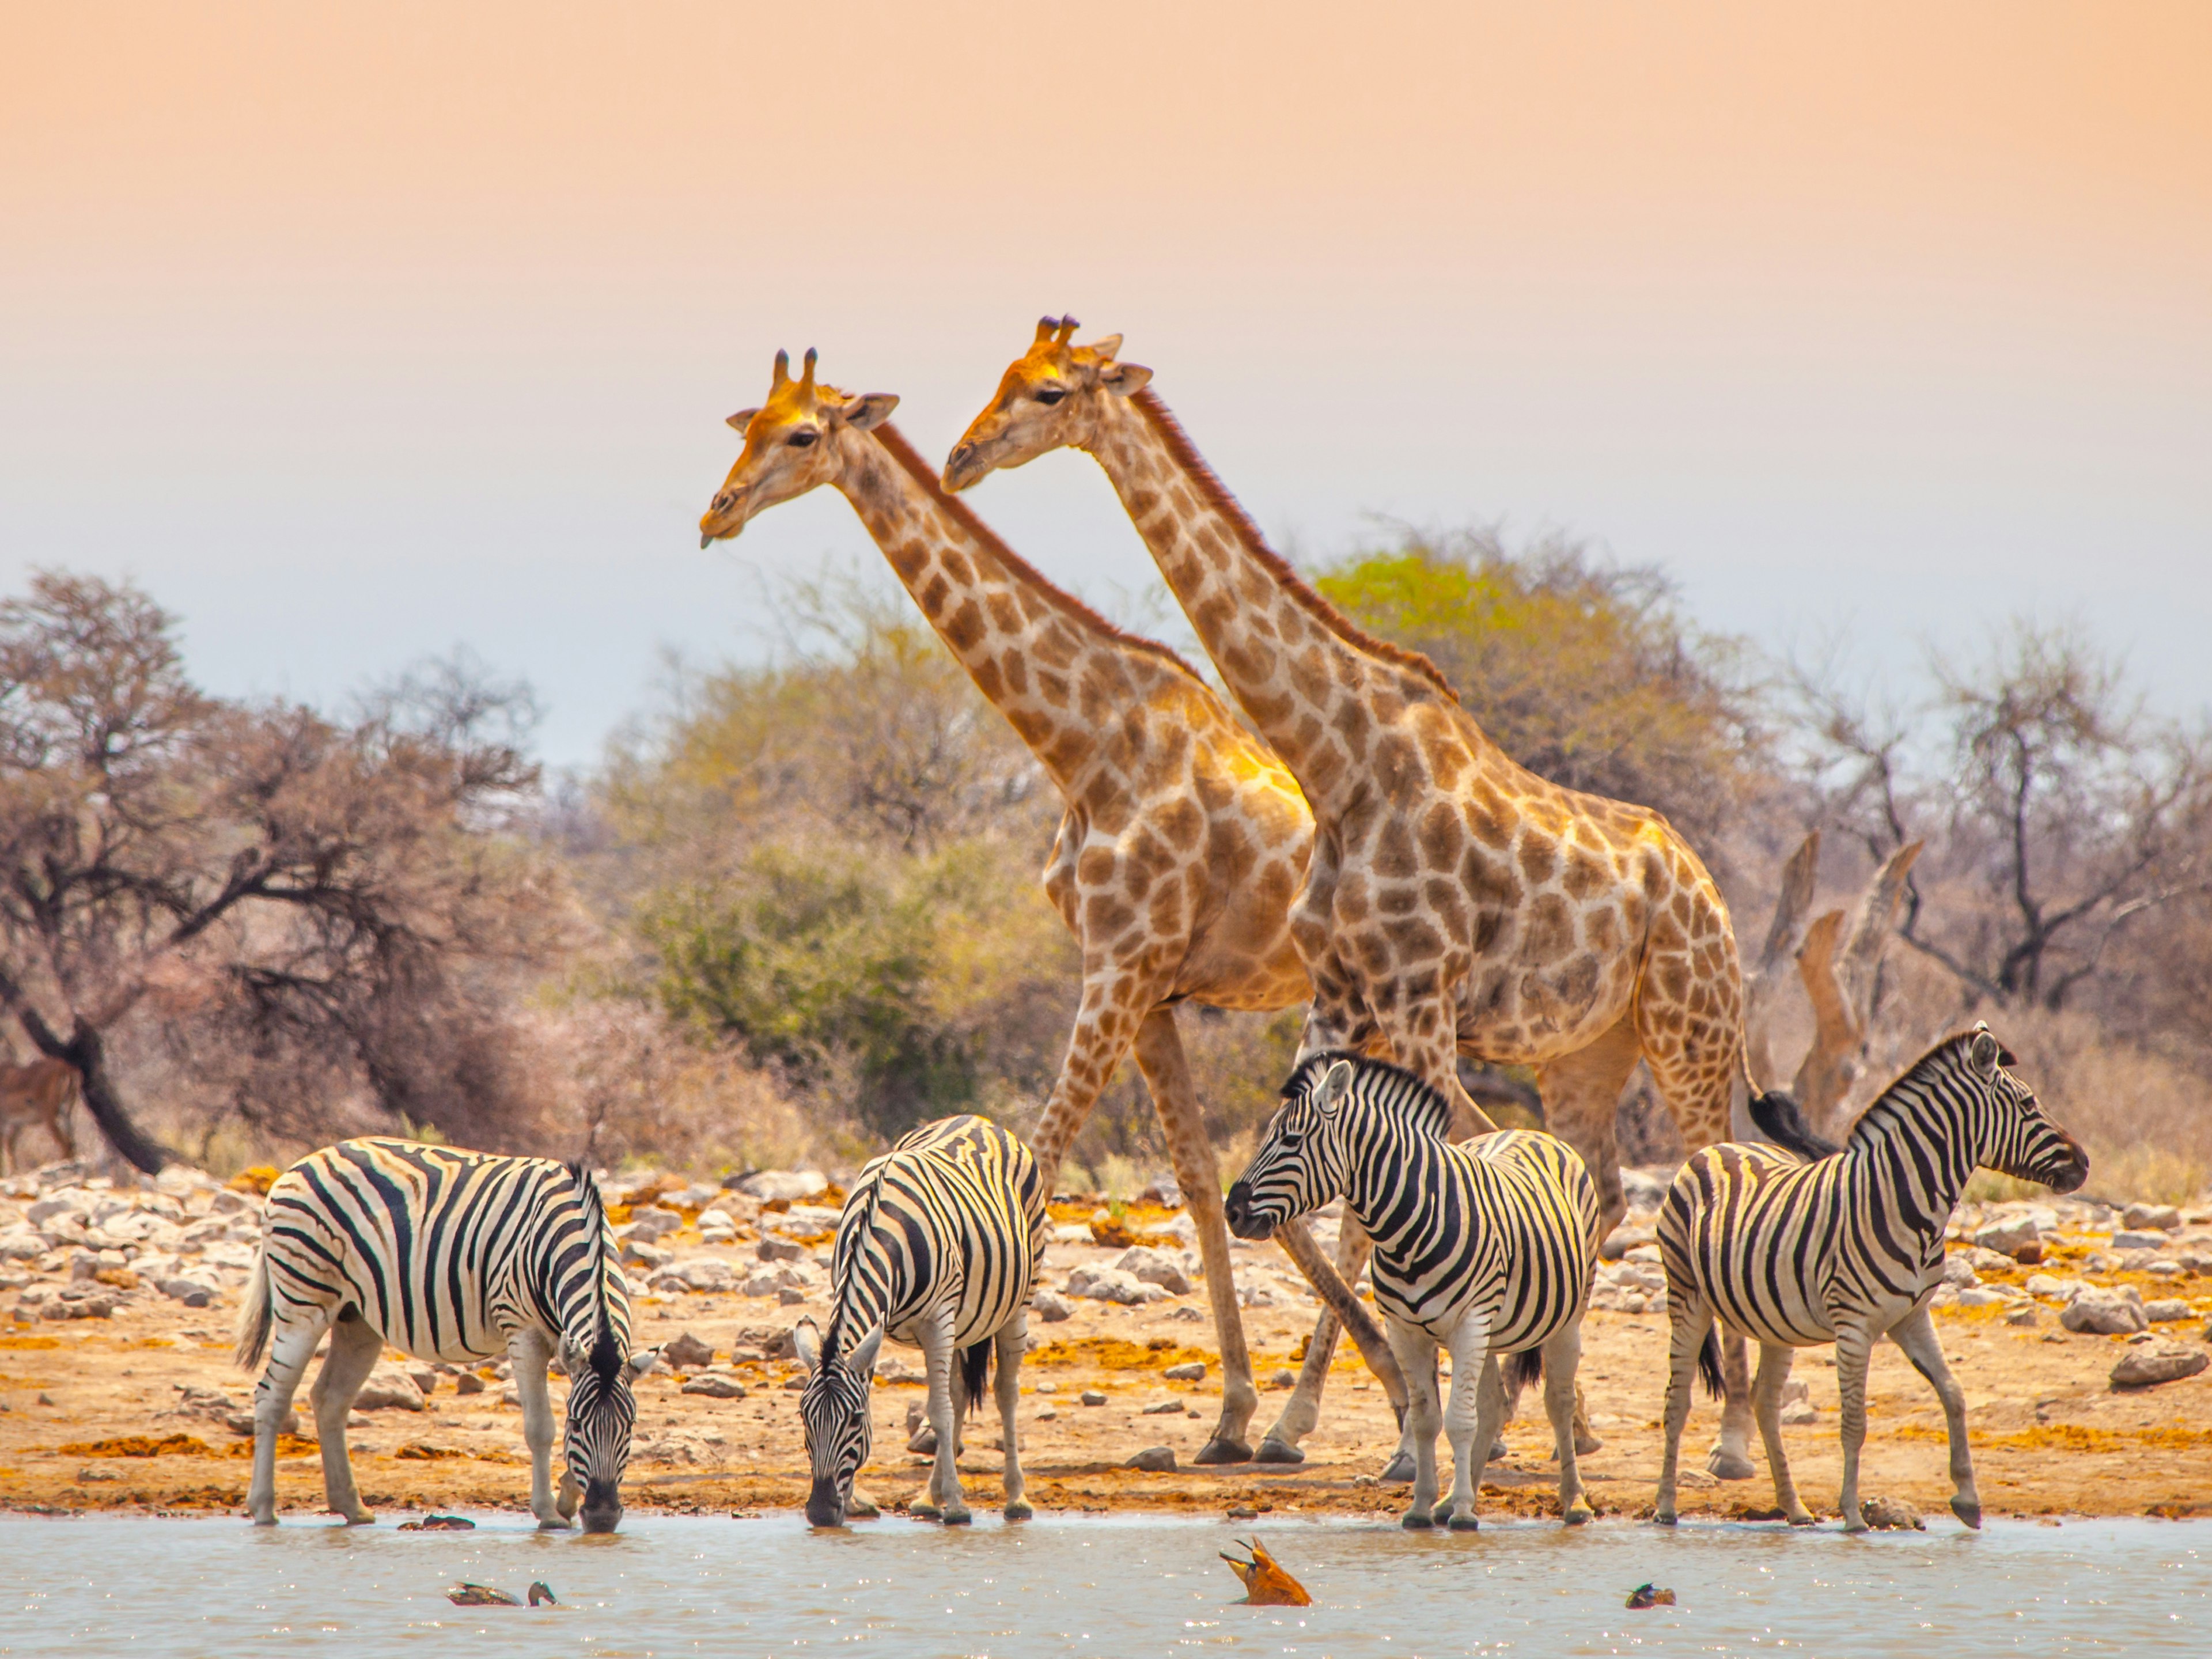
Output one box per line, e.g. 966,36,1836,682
1097,359,1152,397
839,393,899,431
726,408,761,432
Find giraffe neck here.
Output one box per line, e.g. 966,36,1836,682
1084,389,1459,816
832,422,1202,798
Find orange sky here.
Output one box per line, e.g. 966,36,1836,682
3,3,2207,760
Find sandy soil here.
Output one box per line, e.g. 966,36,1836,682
3,1181,2210,1528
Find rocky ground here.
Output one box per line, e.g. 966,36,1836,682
3,1160,2210,1528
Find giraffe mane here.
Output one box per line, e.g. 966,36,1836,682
1127,389,1461,703
869,422,1211,687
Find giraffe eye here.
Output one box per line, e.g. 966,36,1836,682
787,429,819,448
1033,388,1066,406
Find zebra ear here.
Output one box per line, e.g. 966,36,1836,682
1315,1059,1355,1118
793,1318,823,1375
626,1346,661,1380
1969,1027,2002,1077
846,1325,885,1378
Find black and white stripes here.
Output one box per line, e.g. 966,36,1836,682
236,1137,643,1532
794,1114,1047,1527
1225,1052,1602,1531
1655,1023,2087,1531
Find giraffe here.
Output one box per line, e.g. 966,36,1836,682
699,347,1357,1463
945,319,1770,1477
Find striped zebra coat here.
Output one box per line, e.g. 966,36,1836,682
1225,1053,1601,1531
794,1114,1047,1527
236,1137,645,1532
1655,1023,2087,1531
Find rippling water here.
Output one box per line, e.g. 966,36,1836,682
2,1512,2201,1657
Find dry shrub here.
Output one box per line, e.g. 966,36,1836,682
1992,1009,2212,1203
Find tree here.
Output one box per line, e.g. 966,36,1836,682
0,571,565,1170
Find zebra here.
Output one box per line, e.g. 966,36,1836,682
1224,1052,1602,1531
1654,1022,2088,1532
235,1137,651,1532
794,1113,1047,1528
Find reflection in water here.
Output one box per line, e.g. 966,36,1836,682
1,1513,2203,1656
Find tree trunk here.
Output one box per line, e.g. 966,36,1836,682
63,1022,171,1174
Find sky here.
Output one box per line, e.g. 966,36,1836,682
4,2,2207,766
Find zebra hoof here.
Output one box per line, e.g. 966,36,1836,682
1253,1439,1306,1466
941,1505,972,1526
1400,1510,1434,1531
1193,1437,1254,1466
1003,1500,1032,1522
1950,1497,1982,1531
1706,1447,1757,1481
1380,1452,1416,1484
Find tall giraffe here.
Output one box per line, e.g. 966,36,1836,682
699,348,1336,1464
945,319,1769,1476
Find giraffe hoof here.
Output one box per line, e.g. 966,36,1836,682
1563,1502,1593,1527
910,1501,942,1520
1950,1498,1982,1531
1253,1440,1306,1466
1653,1510,1678,1528
1400,1510,1434,1531
1193,1437,1254,1466
1380,1452,1416,1484
1705,1448,1757,1481
1574,1431,1604,1455
1446,1512,1481,1532
941,1505,972,1526
1003,1500,1032,1522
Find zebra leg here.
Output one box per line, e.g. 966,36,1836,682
1887,1307,1981,1529
248,1311,328,1525
915,1310,970,1524
1384,1319,1443,1529
1654,1298,1711,1526
995,1315,1031,1520
1752,1341,1813,1525
509,1328,571,1529
1833,1321,1876,1532
1540,1323,1594,1525
1436,1319,1499,1531
309,1314,384,1525
1132,1007,1256,1465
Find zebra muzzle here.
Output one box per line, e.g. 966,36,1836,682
1223,1183,1274,1241
805,1479,848,1529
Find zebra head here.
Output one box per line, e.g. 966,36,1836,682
555,1162,643,1533
1224,1053,1361,1240
1960,1024,2089,1194
793,1316,885,1527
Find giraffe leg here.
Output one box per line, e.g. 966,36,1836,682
1888,1306,1980,1529
1025,957,1158,1194
1131,1007,1255,1464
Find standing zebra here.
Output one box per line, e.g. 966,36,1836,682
1225,1054,1601,1531
236,1138,649,1532
1654,1023,2088,1531
794,1114,1047,1528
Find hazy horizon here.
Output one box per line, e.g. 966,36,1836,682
5,2,2206,765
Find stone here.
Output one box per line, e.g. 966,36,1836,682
1955,1288,2009,1308
2144,1300,2193,1324
1115,1245,1195,1296
354,1363,426,1411
1270,1370,1298,1389
663,1331,715,1369
1858,1495,1925,1531
1941,1254,1979,1289
680,1374,747,1400
668,1257,734,1293
1030,1288,1073,1323
2145,1260,2186,1278
0,1229,50,1262
454,1371,485,1396
407,1365,439,1395
1066,1265,1165,1306
2062,1288,2149,1335
2023,1273,2072,1300
1168,1304,1205,1323
156,1277,214,1308
778,1286,807,1305
756,1236,806,1263
2110,1230,2166,1251
1079,1390,1107,1407
732,1169,829,1204
2111,1340,2210,1390
1126,1446,1176,1472
2123,1203,2182,1233
1974,1216,2040,1256
622,1240,670,1270
2006,1306,2040,1327
1162,1361,1206,1382
624,1207,685,1244
1779,1400,1819,1425
1141,1398,1184,1415
1623,1242,1662,1264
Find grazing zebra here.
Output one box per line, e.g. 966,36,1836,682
1654,1022,2088,1531
235,1137,649,1532
794,1114,1047,1527
1225,1053,1602,1531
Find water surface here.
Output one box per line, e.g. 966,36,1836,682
2,1512,2200,1657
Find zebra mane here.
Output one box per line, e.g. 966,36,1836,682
1844,1027,2016,1150
822,1162,892,1368
567,1161,620,1384
1283,1050,1455,1141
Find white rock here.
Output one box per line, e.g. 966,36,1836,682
732,1169,828,1203
2061,1287,2149,1335
1066,1264,1165,1305
2123,1203,2182,1233
1115,1245,1195,1296
1941,1254,1979,1289
1623,1243,1662,1264
624,1207,685,1244
1031,1288,1073,1322
1955,1287,2009,1308
0,1229,50,1262
354,1363,426,1411
1974,1215,2041,1256
2111,1340,2209,1389
2143,1299,2193,1323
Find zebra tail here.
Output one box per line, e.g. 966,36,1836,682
234,1243,274,1372
1505,1349,1543,1393
1695,1327,1725,1400
1747,1088,1842,1161
959,1339,991,1418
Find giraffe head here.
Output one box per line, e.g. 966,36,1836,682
941,316,1152,493
698,349,899,547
